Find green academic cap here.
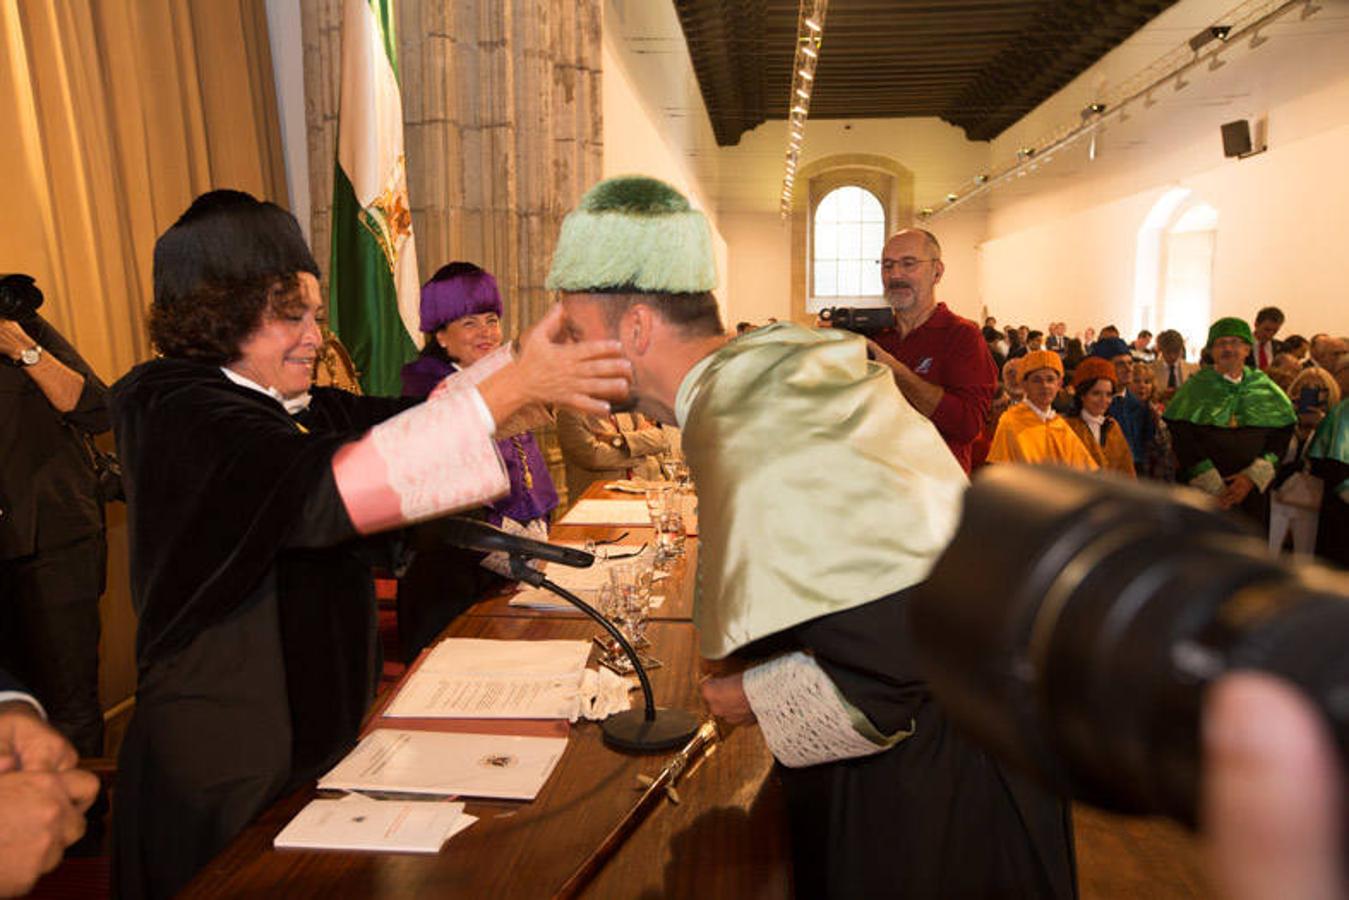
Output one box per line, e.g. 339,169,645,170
1206,317,1254,348
545,176,717,294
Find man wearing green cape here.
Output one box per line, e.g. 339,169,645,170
547,175,1077,898
1308,398,1349,566
1164,317,1295,523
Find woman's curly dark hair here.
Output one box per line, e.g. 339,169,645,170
149,190,319,363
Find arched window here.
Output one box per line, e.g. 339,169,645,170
1134,189,1218,359
811,186,885,304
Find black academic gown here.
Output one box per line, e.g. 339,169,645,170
743,588,1078,899
109,359,415,900
1168,422,1293,523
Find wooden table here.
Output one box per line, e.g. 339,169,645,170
182,486,791,899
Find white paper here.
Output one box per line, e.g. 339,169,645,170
318,730,568,800
559,498,654,526
385,638,592,719
384,673,581,719
415,638,591,676
273,795,475,853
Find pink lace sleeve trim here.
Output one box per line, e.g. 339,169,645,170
332,384,509,534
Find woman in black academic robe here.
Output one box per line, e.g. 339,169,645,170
111,190,627,899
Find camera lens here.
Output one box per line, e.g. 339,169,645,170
911,465,1349,825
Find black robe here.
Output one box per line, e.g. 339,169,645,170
1168,421,1293,523
109,359,415,899
1309,457,1349,568
742,589,1078,899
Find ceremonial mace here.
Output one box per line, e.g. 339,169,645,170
438,517,702,751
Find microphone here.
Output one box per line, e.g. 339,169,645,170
438,516,595,568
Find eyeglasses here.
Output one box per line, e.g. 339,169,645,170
880,257,938,273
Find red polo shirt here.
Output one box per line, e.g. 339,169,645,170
873,303,997,473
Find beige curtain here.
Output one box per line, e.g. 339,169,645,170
0,0,288,383
302,0,603,336
0,0,289,717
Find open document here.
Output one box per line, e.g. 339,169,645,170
559,498,653,526
318,729,568,800
382,638,591,719
274,794,476,853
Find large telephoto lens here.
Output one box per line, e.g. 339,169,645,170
911,465,1349,826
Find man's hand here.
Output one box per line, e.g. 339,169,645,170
864,337,904,374
0,320,36,362
1218,473,1255,509
0,769,99,897
700,673,756,725
1203,674,1344,900
0,702,77,774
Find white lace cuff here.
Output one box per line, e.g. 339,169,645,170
1188,465,1225,496
742,651,913,769
1242,456,1277,493
480,517,548,577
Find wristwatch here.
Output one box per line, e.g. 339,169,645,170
16,344,42,367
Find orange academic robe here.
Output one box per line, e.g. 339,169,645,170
1065,415,1137,479
986,402,1099,470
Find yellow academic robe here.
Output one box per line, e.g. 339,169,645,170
987,401,1099,470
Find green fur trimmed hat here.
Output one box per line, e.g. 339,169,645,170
1206,316,1254,348
545,176,717,294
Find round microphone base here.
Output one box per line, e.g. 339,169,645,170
601,708,702,752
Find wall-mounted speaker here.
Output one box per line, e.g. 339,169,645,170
1221,119,1265,159
1221,120,1252,157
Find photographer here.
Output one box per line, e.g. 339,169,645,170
853,229,997,474
0,276,109,760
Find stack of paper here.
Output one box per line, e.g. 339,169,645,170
274,794,475,853
318,729,568,800
384,639,591,720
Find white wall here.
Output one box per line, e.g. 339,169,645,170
975,0,1349,339
719,211,792,324
601,0,729,308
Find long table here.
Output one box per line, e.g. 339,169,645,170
182,485,791,898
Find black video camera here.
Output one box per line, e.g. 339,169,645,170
818,306,895,335
0,274,44,320
911,465,1349,828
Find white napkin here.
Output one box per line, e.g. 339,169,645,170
568,667,637,722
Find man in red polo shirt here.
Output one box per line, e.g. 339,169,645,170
863,228,997,473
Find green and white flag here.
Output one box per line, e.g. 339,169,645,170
330,0,420,396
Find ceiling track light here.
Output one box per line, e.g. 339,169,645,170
780,0,828,219
923,0,1304,221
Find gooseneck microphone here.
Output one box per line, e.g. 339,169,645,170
438,516,701,752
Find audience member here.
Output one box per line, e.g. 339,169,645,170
556,408,680,501
1131,329,1155,362
1129,363,1176,481
1045,321,1068,354
1065,357,1136,478
1002,357,1024,403
736,321,753,335
0,671,99,897
1062,337,1086,373
1164,317,1296,524
862,228,998,474
1081,326,1097,347
981,316,1000,343
0,300,109,760
1099,324,1120,340
1266,354,1301,394
1252,306,1284,370
1025,329,1044,352
1150,329,1195,404
1091,336,1155,474
1307,394,1349,567
1268,367,1340,557
986,350,1098,469
1280,333,1310,366
1309,333,1346,370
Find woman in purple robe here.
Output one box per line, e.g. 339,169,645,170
396,264,560,656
